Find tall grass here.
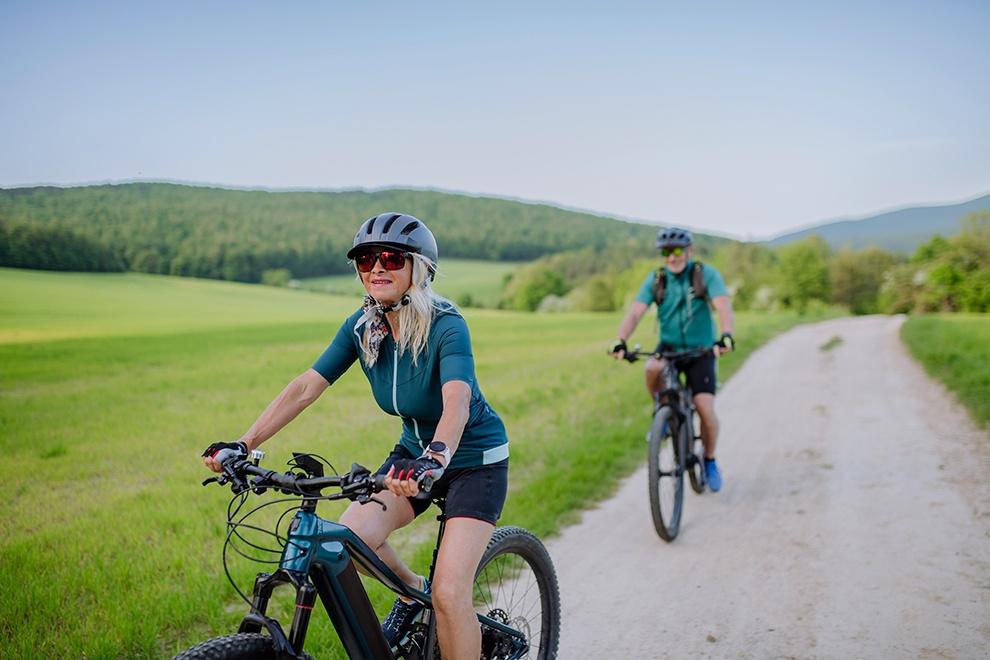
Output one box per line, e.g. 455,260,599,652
901,314,990,427
0,268,834,658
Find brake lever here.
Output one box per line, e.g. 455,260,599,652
202,476,220,487
356,494,387,511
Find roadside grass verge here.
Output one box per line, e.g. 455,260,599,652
901,314,990,427
0,269,837,658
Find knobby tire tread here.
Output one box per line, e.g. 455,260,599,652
648,407,684,542
476,526,561,660
173,632,313,660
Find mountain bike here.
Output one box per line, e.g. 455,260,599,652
175,451,560,659
622,346,713,542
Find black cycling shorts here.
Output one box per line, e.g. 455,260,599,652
375,444,508,525
657,345,717,395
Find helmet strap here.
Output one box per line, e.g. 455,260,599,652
369,293,411,313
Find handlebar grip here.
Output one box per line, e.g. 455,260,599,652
413,474,435,500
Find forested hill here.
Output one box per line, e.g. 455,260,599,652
0,183,684,281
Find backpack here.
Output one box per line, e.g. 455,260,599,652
652,261,711,308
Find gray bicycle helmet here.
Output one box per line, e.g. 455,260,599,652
655,227,693,249
346,212,439,268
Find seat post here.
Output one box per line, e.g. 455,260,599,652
427,507,447,584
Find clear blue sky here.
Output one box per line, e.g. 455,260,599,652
1,0,987,239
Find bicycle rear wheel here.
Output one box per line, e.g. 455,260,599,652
473,526,560,660
648,407,686,542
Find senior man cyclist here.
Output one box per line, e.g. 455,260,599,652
611,227,735,491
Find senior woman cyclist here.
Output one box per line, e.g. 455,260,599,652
201,213,510,658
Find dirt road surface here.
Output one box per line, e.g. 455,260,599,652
549,316,989,659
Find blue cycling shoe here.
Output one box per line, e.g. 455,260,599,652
382,577,430,647
704,458,723,493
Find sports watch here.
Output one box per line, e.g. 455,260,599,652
422,440,452,467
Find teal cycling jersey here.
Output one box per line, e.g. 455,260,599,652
634,261,728,350
312,304,509,470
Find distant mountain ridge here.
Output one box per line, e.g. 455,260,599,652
767,192,990,253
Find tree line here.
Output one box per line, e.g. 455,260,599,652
501,211,990,314
0,183,674,281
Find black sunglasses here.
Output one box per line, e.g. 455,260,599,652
354,249,409,272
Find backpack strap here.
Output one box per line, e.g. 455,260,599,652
652,267,667,306
654,262,710,308
691,261,713,310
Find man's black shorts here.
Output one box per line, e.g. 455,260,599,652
657,345,718,395
375,444,508,525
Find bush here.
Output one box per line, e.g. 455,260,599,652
501,266,568,311
261,268,292,287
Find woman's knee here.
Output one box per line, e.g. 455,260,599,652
432,574,472,615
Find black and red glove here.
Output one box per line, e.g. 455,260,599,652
389,456,444,494
202,441,247,466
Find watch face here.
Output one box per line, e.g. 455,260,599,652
428,441,448,452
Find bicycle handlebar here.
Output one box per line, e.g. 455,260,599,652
616,346,716,363
206,459,388,501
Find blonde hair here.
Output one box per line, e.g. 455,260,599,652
358,253,453,367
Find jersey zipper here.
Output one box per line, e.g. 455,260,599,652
392,342,423,444
392,343,399,415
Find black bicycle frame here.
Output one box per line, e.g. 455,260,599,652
237,501,527,660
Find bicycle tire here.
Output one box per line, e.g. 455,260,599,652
687,435,706,494
648,407,685,541
173,632,314,660
472,526,560,660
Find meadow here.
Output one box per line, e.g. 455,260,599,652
0,267,832,658
901,314,990,427
298,258,521,308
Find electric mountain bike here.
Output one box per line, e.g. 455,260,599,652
622,346,713,542
175,451,560,659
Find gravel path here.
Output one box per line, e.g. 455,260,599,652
549,315,989,659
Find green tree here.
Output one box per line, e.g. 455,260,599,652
830,247,901,314
776,235,831,311
710,241,779,310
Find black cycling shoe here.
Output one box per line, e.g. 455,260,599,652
382,578,430,647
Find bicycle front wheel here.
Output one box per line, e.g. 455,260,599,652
473,526,560,660
173,633,313,660
648,407,685,541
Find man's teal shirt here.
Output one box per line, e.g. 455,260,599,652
634,260,728,350
312,304,508,470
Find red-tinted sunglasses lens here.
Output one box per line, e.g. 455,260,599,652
378,251,407,270
354,250,407,272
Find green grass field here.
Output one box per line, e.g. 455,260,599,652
298,258,521,308
902,314,990,427
0,267,834,658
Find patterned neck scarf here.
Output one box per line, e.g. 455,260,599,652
354,295,391,364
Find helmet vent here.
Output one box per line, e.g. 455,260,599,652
400,220,420,236
365,216,377,235
382,213,402,233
